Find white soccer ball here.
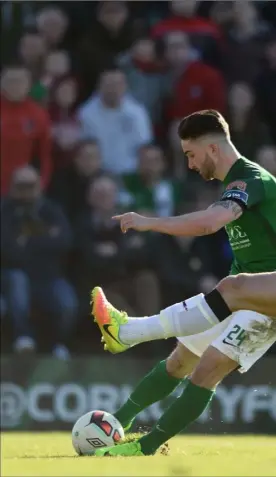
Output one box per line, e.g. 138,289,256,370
72,410,125,455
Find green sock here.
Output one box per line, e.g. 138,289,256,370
115,360,183,429
139,380,214,455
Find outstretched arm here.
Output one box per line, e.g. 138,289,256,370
113,200,243,236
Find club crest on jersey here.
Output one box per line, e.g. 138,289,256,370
226,181,247,191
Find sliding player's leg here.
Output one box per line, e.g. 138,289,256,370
115,343,199,430
217,272,276,317
96,310,276,456
91,287,227,354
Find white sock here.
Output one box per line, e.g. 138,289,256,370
119,314,164,346
119,294,220,346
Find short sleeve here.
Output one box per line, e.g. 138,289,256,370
221,178,265,209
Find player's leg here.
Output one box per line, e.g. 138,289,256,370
137,310,276,455
91,287,229,353
96,310,276,456
217,272,276,317
92,272,275,354
115,343,199,430
116,316,235,429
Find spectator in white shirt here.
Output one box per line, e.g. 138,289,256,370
77,69,153,174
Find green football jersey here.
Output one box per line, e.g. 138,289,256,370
221,158,276,274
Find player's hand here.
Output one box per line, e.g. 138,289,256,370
112,212,151,233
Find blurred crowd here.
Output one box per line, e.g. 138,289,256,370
1,0,276,359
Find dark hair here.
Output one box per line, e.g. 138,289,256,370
177,109,230,141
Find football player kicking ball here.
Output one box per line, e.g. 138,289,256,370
92,110,276,457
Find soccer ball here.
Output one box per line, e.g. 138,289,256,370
72,410,125,455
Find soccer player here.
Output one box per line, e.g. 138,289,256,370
92,110,276,456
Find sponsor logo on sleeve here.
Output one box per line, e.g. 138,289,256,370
222,190,249,205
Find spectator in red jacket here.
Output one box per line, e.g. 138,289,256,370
1,64,52,196
163,32,226,124
151,0,224,69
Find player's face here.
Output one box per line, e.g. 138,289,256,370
181,139,217,181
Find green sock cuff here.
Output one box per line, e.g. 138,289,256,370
155,359,183,384
185,380,215,399
130,359,182,402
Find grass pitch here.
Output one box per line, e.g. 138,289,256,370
1,432,276,476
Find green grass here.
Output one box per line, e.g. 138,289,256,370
1,432,276,476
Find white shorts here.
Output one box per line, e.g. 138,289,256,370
178,310,276,373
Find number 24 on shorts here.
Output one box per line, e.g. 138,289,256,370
223,324,247,347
